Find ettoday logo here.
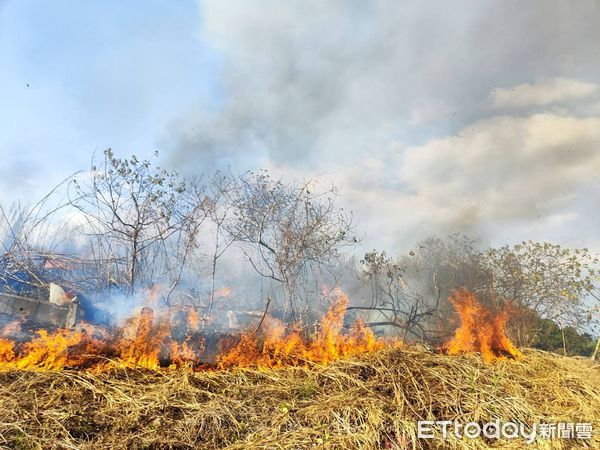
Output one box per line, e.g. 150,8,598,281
417,420,593,443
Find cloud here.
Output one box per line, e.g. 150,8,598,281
490,78,598,109
168,1,600,173
164,1,600,250
401,113,600,229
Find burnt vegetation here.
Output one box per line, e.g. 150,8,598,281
0,150,599,449
0,149,598,359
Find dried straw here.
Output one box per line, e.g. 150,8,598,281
0,348,597,449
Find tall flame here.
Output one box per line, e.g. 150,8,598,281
444,289,523,363
117,307,167,370
216,289,397,369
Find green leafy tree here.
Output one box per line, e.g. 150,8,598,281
483,241,598,349
530,317,597,357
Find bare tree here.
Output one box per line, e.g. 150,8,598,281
0,175,85,298
351,236,480,342
193,172,237,315
71,149,202,297
224,170,356,321
162,176,208,304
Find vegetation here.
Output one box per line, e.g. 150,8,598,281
356,236,599,357
530,318,598,357
71,150,204,297
0,150,598,358
0,348,597,449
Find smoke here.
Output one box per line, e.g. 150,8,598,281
162,0,600,250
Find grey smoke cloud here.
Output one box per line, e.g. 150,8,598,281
165,0,600,250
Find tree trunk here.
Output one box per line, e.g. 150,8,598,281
591,337,600,361
129,255,137,296
208,252,218,316
285,283,296,322
129,230,139,296
561,327,567,356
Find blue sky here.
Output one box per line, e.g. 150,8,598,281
0,0,220,199
2,0,600,252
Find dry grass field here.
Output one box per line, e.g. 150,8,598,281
0,348,597,449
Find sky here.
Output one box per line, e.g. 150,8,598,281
1,0,600,253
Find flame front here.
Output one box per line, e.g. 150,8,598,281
0,289,398,372
0,288,522,372
0,329,87,371
216,289,398,369
444,289,523,362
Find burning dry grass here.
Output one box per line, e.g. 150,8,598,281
0,348,597,449
444,289,523,363
0,289,519,373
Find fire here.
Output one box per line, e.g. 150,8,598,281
0,329,87,371
187,308,200,331
0,288,525,372
0,338,15,362
116,307,167,370
444,289,523,363
216,288,398,369
0,288,399,372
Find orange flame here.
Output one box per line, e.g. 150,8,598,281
187,308,200,331
116,307,166,370
216,288,399,369
0,337,15,363
444,289,523,363
0,329,86,371
0,288,400,372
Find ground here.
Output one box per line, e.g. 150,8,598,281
0,348,598,449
